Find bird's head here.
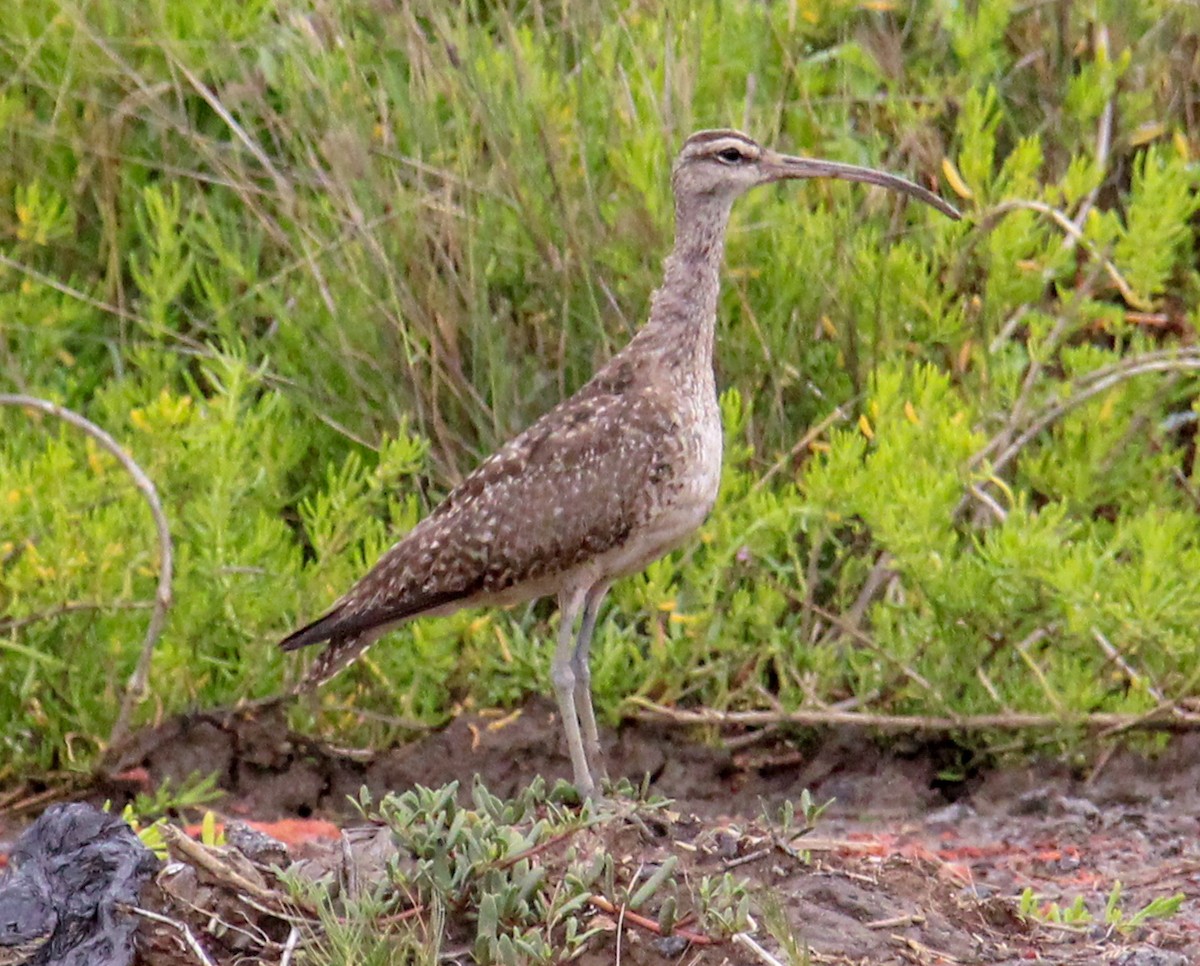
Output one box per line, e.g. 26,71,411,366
672,129,960,220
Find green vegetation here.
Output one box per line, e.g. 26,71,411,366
2,0,1200,778
293,778,750,965
1019,881,1185,935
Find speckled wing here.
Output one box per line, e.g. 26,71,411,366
279,387,681,682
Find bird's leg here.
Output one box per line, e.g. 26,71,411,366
572,582,611,785
553,588,596,799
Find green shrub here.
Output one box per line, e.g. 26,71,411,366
2,0,1199,776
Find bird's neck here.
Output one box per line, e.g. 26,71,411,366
631,196,734,380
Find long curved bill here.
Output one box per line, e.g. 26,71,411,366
765,151,961,220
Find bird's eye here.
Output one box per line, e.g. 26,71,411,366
716,147,745,164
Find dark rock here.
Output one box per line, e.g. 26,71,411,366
225,822,289,868
1011,788,1052,816
1056,795,1100,821
0,877,56,966
650,934,689,957
0,803,159,966
925,801,976,826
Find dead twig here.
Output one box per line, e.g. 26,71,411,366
0,600,154,634
158,825,294,910
986,350,1200,479
1066,25,1114,242
899,935,961,962
723,847,772,870
0,252,148,326
866,912,926,929
754,398,858,491
0,780,81,818
316,703,437,732
961,348,1200,520
1092,628,1165,704
826,551,895,647
123,904,216,966
979,198,1146,309
722,724,782,751
1095,698,1193,740
1012,627,1064,713
731,930,787,965
588,894,718,946
369,904,427,928
969,261,1107,517
490,821,595,872
0,395,173,757
967,482,1008,523
280,926,300,966
165,53,294,208
794,599,953,715
626,696,1200,735
774,837,880,854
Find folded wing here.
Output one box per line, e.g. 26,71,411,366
280,386,680,663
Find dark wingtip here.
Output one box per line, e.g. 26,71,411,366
278,609,343,652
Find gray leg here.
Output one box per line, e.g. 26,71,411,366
552,588,595,799
572,582,611,784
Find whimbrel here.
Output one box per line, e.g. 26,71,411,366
280,130,960,798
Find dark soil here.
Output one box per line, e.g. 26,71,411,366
4,698,1199,964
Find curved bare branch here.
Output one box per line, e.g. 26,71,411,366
0,394,173,755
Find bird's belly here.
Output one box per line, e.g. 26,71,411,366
597,410,724,580
604,499,713,578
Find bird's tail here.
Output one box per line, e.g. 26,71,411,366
280,605,379,693
288,632,377,694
